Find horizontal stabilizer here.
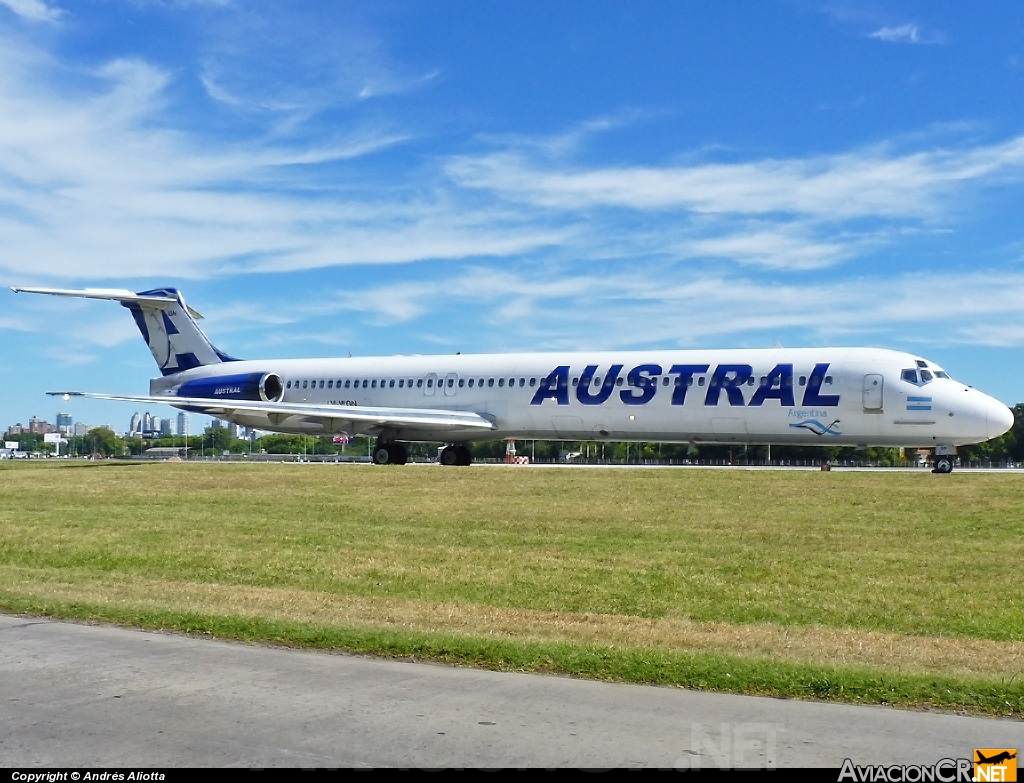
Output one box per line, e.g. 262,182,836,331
11,286,204,318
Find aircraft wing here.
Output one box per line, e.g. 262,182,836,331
48,391,498,433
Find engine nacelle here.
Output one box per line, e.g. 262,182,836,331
176,372,284,403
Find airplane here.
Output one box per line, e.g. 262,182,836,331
10,285,1015,472
975,751,1016,765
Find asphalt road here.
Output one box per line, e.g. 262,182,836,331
1,614,1019,768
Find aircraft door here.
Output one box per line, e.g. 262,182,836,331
863,374,883,411
444,372,458,397
424,372,437,397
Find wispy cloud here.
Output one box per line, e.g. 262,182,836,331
197,4,439,115
3,1,1021,297
868,24,946,45
8,297,139,349
0,7,1021,353
447,137,1024,220
0,0,61,23
0,74,453,279
3,17,1024,299
308,263,1024,355
676,228,855,271
5,31,1024,303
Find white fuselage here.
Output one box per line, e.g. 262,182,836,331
152,346,1012,449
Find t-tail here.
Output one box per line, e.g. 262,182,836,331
10,286,239,375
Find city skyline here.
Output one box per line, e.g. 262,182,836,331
4,410,207,439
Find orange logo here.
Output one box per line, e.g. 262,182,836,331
974,750,1017,782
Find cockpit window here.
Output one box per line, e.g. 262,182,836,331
902,367,941,386
935,371,950,379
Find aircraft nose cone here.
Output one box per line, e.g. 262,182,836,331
989,400,1014,440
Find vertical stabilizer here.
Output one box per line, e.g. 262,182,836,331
123,288,239,375
10,286,239,375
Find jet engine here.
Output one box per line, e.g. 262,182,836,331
176,372,285,403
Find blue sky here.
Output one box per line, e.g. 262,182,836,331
3,0,1024,433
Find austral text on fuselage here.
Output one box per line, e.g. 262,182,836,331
529,362,841,408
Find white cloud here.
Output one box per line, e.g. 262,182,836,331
197,5,438,114
676,229,854,270
319,266,1024,352
0,0,61,23
1,10,1022,354
868,24,945,45
7,296,139,352
0,26,585,284
446,137,1024,220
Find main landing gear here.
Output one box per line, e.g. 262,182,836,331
438,444,473,466
370,441,474,466
372,441,408,466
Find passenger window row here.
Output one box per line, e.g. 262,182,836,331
282,372,833,391
284,377,540,391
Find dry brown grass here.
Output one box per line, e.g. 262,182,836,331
5,566,1021,680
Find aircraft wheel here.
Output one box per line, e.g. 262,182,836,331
933,456,953,474
439,446,460,466
456,445,473,466
372,445,393,465
392,442,408,465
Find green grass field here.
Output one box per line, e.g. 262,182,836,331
1,461,1021,716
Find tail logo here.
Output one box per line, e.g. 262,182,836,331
124,288,238,375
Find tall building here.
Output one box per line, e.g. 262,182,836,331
142,412,153,434
28,416,53,434
177,411,188,436
56,413,73,435
130,412,142,435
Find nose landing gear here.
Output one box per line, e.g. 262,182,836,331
931,445,955,474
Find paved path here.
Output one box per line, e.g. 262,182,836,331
1,615,1019,768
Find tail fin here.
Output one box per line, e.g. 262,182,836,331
11,286,239,375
